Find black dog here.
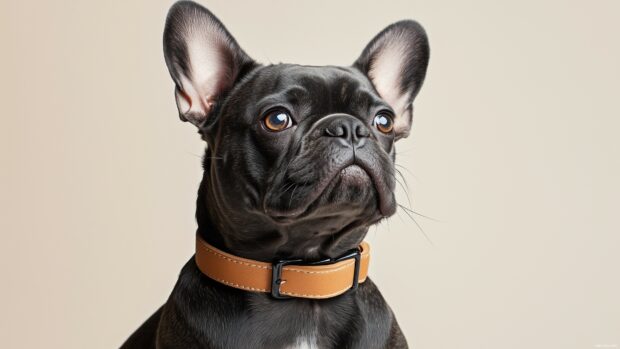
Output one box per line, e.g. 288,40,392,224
122,1,429,348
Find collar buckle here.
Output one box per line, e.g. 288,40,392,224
271,247,362,299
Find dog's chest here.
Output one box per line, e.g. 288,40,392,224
287,335,318,349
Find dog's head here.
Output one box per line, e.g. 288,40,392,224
163,1,429,258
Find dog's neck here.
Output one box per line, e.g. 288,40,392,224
195,165,370,262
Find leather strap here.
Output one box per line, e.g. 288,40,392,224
195,236,370,299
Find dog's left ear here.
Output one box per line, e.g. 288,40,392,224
163,1,255,127
354,21,430,140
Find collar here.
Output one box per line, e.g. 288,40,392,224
195,235,371,299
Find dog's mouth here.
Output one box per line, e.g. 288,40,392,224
339,164,372,186
263,157,396,223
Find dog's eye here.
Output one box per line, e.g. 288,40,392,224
263,109,293,132
373,112,394,134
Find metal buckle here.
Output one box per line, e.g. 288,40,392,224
271,247,362,299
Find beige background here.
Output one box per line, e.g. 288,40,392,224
1,0,619,348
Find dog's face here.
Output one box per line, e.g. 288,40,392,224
163,1,429,257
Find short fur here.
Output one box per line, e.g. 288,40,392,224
122,1,429,348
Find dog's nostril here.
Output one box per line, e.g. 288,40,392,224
322,115,369,147
325,125,346,138
356,125,370,138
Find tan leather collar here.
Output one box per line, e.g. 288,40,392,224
195,236,370,299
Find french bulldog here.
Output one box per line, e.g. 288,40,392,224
122,1,429,348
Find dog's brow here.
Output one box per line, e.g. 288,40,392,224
255,86,309,111
281,85,309,99
348,87,390,112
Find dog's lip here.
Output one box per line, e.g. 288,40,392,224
339,164,371,184
352,160,395,217
264,161,395,222
263,163,362,221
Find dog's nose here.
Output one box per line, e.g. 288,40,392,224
323,115,370,148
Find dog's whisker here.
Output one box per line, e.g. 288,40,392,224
395,163,417,180
287,184,300,210
397,204,434,246
397,203,440,222
278,182,297,197
394,177,412,208
394,167,410,191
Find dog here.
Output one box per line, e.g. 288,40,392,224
121,1,429,348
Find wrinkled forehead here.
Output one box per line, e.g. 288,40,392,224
247,64,390,117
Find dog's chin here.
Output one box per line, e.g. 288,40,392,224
265,164,393,223
339,164,373,187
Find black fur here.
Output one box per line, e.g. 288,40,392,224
122,1,429,348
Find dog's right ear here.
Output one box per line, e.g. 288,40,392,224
163,1,255,126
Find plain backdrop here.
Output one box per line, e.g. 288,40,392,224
1,0,619,348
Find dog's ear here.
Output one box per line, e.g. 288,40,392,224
163,1,255,126
354,21,429,140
